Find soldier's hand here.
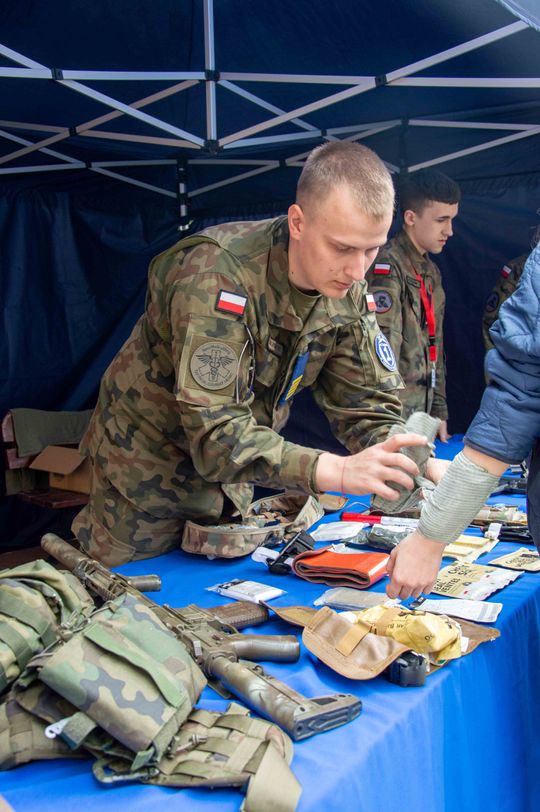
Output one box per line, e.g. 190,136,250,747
437,420,451,443
385,531,445,599
316,433,428,501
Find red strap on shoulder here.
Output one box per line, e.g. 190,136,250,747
412,268,437,362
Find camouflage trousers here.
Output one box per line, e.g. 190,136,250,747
72,456,181,566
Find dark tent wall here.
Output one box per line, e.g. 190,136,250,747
2,167,539,436
0,173,179,414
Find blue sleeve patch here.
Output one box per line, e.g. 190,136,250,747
375,333,397,372
278,350,309,405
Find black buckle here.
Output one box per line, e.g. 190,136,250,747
267,530,315,575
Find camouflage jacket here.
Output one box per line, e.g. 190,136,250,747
482,254,528,352
366,228,448,420
81,217,403,522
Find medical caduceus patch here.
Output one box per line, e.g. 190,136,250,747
190,341,239,390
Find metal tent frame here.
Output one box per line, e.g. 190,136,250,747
0,1,538,225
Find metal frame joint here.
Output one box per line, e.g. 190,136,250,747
203,138,221,154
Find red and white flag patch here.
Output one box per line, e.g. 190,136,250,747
373,263,391,275
500,265,511,278
365,293,377,312
216,289,247,316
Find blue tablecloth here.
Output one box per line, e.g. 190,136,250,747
2,437,540,811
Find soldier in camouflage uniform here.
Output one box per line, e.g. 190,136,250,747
73,142,436,565
366,170,460,441
482,254,528,353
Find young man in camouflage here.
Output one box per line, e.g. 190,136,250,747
366,170,460,442
73,142,439,566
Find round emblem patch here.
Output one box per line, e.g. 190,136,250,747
374,291,393,313
190,341,239,390
484,292,499,313
375,333,397,372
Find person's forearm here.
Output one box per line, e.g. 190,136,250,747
462,446,508,476
417,450,504,544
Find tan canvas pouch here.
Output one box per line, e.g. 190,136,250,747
302,607,412,679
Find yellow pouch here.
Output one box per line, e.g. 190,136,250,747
351,605,462,663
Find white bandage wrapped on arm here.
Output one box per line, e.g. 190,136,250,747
417,451,501,544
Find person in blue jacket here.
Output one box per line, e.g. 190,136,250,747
386,243,540,600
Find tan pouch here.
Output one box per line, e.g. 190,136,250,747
301,607,411,679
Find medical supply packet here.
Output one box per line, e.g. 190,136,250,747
432,562,520,600
206,579,286,603
410,596,502,623
488,547,540,572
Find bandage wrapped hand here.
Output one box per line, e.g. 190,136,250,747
371,411,440,514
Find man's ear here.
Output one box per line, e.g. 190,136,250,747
288,203,304,240
403,208,416,227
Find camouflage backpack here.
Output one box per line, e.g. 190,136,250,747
0,559,94,696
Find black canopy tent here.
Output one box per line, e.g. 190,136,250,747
0,0,539,463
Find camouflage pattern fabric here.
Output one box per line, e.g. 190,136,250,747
0,686,88,769
74,216,404,564
0,560,94,696
93,702,301,811
181,492,323,558
366,228,448,419
28,593,206,766
482,254,528,353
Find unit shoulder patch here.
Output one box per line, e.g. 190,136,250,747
374,333,397,372
484,292,499,313
373,291,393,313
190,340,239,390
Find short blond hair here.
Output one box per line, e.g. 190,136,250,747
296,141,394,221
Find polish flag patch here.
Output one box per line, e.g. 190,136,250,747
373,263,391,275
365,293,377,312
500,265,512,278
216,289,247,316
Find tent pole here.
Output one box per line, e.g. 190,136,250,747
177,160,190,231
204,0,217,143
0,42,204,152
218,21,528,148
0,80,198,166
409,126,540,171
399,119,409,175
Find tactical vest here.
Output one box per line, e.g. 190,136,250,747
0,560,94,695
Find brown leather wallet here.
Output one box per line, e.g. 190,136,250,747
292,546,389,589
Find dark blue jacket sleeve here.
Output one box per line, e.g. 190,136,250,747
465,245,540,464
